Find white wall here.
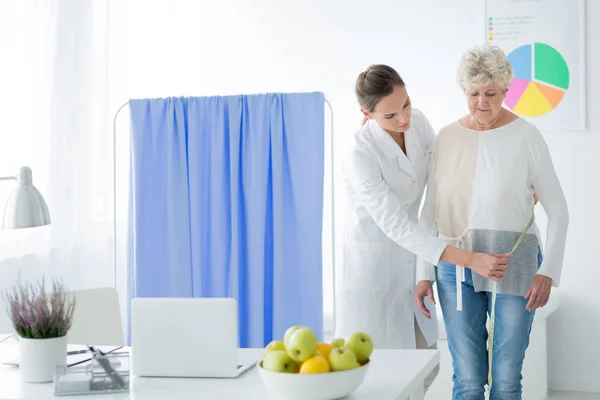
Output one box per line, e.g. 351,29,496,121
542,2,600,391
109,0,598,392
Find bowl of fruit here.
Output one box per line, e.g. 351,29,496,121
258,326,373,400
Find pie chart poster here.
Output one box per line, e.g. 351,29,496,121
485,0,586,131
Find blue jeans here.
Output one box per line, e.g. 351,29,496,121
436,250,542,400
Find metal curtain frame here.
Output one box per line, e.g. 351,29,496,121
112,96,337,335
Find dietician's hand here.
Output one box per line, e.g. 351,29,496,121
414,280,435,319
466,253,509,282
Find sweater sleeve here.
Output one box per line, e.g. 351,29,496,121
530,130,569,286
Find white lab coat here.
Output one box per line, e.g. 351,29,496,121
335,109,446,349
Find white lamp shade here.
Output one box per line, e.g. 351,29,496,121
2,167,51,229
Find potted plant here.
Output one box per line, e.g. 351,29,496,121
2,276,76,383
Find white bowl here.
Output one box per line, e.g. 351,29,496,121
258,361,370,400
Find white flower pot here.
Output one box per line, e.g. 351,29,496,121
19,336,68,383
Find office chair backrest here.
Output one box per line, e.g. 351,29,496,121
66,287,124,346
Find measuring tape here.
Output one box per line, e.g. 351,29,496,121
487,204,536,391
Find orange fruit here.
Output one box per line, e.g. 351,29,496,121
316,343,335,360
299,355,331,374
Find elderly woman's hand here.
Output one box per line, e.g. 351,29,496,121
525,274,553,311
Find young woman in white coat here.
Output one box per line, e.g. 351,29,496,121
335,64,510,390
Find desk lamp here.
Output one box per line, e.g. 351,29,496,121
0,166,50,229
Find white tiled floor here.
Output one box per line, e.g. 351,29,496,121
426,340,600,400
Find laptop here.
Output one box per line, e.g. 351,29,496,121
130,297,256,378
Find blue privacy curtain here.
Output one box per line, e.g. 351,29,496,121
127,93,324,348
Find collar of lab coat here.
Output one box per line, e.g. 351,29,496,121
366,119,419,179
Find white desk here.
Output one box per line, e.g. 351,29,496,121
0,341,439,400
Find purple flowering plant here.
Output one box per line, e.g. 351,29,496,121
2,276,76,339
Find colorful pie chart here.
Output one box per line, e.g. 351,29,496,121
504,43,570,117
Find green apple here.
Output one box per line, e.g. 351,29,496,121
330,338,345,349
262,350,296,373
263,340,285,358
283,325,305,348
285,327,317,363
345,332,374,363
328,347,357,372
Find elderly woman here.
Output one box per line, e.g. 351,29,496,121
415,44,569,399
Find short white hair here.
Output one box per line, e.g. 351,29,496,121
456,43,513,92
